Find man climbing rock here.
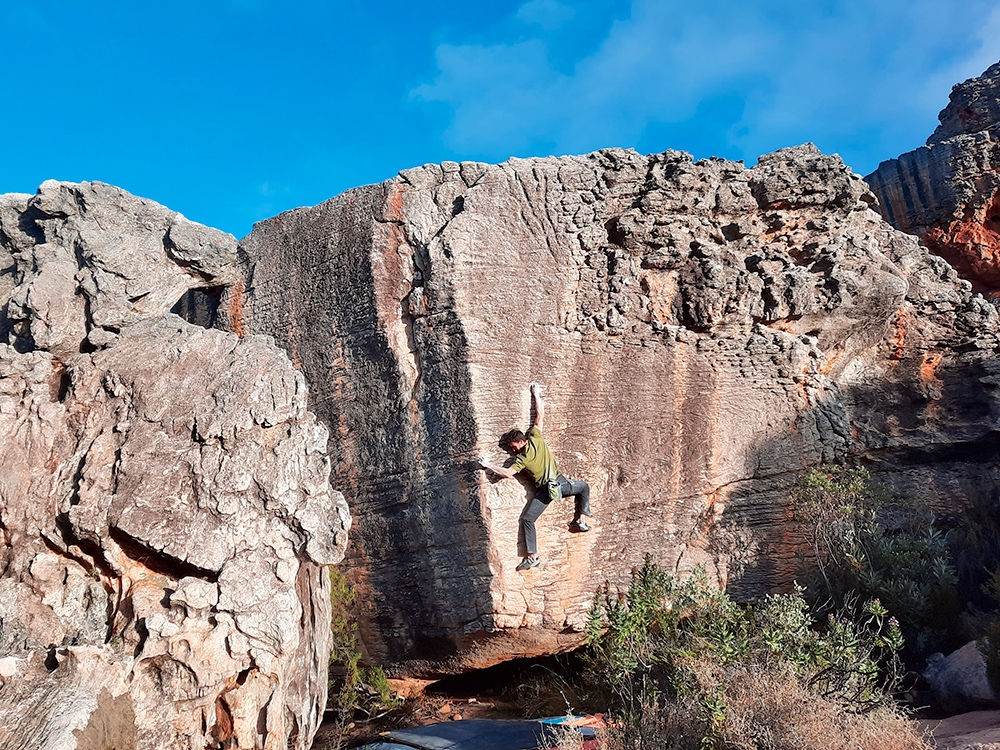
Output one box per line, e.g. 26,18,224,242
479,383,592,571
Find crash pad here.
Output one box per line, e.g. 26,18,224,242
356,718,596,750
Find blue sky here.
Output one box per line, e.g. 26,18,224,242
2,0,999,238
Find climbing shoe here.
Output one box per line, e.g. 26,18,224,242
569,519,591,533
516,556,540,571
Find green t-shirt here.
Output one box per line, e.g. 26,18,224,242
509,426,559,487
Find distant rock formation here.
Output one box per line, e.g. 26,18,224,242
226,143,1000,676
866,61,1000,294
0,182,349,749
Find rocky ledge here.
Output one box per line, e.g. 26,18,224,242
867,61,1000,294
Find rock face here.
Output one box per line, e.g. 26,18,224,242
0,182,350,749
225,144,1000,675
866,61,1000,293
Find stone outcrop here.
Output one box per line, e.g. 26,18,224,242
223,143,1000,675
0,182,350,749
924,641,1000,713
866,61,1000,293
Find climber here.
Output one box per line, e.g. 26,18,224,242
478,383,592,571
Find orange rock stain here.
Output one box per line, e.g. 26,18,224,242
228,279,246,339
923,191,1000,293
817,349,842,375
386,182,406,223
919,351,943,382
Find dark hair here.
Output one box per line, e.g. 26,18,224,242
500,428,526,452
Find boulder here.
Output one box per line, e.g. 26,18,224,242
223,144,1000,675
0,182,350,749
925,641,1000,714
866,60,1000,294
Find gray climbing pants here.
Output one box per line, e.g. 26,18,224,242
520,474,591,555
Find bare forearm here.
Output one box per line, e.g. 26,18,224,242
531,383,544,428
480,460,517,479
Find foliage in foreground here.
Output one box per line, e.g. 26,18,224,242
584,558,925,749
596,667,931,750
793,466,959,657
948,487,1000,692
327,568,402,746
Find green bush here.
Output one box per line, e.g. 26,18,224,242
793,466,959,656
938,489,1000,692
953,491,1000,610
327,568,402,746
584,558,910,749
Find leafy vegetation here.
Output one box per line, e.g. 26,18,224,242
951,489,1000,693
326,568,402,747
793,466,959,657
318,465,972,748
583,557,926,749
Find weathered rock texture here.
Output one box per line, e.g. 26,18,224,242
924,640,1000,713
224,143,1000,676
0,181,350,749
867,61,1000,293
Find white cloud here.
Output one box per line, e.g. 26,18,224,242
412,0,805,156
966,5,1000,76
567,2,776,132
412,0,1000,172
918,4,1000,117
413,40,571,154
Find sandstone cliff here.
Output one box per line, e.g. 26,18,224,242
0,182,350,749
866,61,1000,293
225,144,1000,675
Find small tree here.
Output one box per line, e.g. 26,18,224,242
327,569,401,748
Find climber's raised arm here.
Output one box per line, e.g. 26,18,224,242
531,382,544,430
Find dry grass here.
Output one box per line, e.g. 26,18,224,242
721,668,931,750
549,719,585,750
600,667,932,750
598,695,708,750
